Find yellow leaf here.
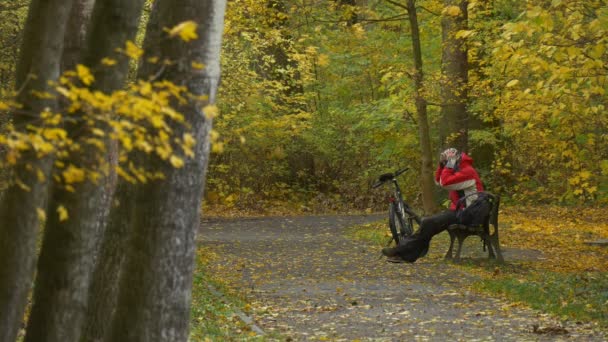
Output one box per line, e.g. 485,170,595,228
455,30,476,39
57,205,69,222
167,21,199,42
76,64,94,86
506,79,519,87
170,155,185,168
124,41,143,59
37,208,46,222
203,105,219,119
183,133,195,147
101,58,117,66
191,61,205,70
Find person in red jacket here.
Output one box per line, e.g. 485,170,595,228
382,148,484,262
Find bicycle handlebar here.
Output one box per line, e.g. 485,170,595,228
394,167,409,177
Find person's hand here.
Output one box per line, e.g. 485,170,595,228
446,156,458,169
441,148,459,168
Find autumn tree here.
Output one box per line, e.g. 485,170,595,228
0,1,74,340
23,0,146,340
108,0,227,340
489,0,607,203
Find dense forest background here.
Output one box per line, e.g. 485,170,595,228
1,0,607,214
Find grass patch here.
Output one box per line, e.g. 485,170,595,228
346,220,392,247
190,247,266,341
477,272,608,325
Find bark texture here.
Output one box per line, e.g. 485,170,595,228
82,3,161,339
61,0,96,72
407,0,437,214
109,0,226,340
439,0,469,152
24,1,144,341
0,0,74,341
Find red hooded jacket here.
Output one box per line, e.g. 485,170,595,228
434,153,484,210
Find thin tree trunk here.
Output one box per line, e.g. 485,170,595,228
406,0,436,214
439,0,468,151
109,0,226,340
0,0,74,341
24,1,145,341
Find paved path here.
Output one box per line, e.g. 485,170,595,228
199,215,605,341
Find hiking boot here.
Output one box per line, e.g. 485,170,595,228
381,247,399,257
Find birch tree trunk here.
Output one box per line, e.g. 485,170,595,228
0,0,74,341
24,1,144,341
109,0,227,340
406,0,437,214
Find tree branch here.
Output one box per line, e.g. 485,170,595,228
384,0,409,12
418,5,440,16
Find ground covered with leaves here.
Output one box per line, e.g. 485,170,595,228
194,207,607,341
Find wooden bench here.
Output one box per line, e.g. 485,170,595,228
445,192,504,263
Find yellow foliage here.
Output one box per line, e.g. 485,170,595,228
62,165,86,184
167,21,199,42
170,155,184,168
101,58,117,66
501,206,608,273
191,61,205,70
443,5,462,17
124,40,143,59
203,105,219,120
76,65,94,86
57,205,69,222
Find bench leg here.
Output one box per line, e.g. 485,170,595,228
489,233,504,263
484,235,496,259
445,231,455,259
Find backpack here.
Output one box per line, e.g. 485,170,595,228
456,192,492,226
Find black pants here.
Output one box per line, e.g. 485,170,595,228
395,210,457,262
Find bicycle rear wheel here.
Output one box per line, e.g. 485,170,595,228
388,203,411,245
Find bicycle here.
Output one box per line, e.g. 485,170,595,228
372,167,422,246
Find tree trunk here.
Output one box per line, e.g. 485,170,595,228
81,2,162,339
24,1,145,341
61,0,96,72
0,0,74,341
439,0,468,152
109,0,226,340
406,0,437,214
